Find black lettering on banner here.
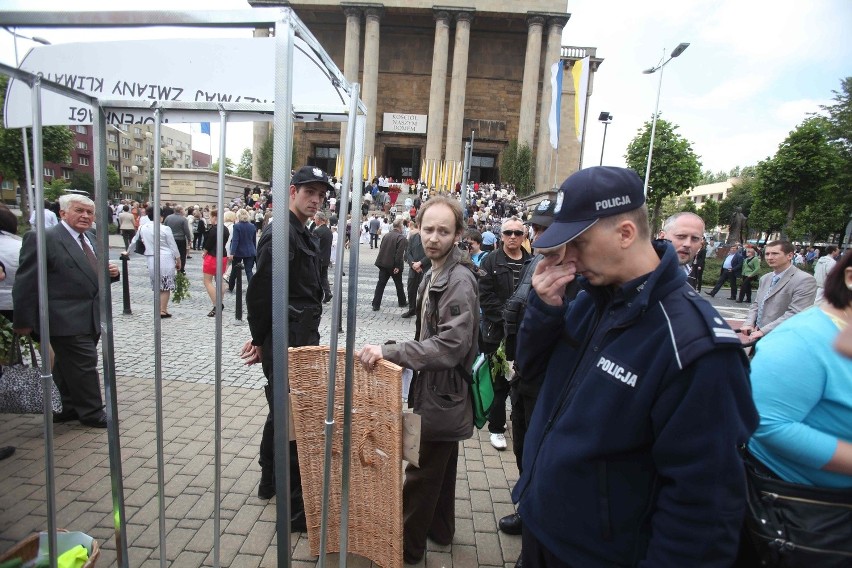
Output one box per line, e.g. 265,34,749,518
68,107,93,123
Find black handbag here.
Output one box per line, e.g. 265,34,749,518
0,336,62,414
134,232,145,254
742,450,852,567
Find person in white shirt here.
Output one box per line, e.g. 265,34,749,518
29,200,58,228
814,246,840,303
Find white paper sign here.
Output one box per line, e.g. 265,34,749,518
5,37,352,128
382,113,427,134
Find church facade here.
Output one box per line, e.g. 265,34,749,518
249,0,601,192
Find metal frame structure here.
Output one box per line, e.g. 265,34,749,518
0,9,366,568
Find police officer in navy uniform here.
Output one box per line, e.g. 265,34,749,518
513,167,758,567
241,165,333,531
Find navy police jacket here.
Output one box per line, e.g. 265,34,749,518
513,241,758,567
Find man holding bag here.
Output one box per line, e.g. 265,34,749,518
478,216,530,450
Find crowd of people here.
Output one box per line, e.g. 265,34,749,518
1,164,850,566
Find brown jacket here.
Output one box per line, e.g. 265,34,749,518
382,245,478,441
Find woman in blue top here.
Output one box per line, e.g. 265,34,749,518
748,251,852,488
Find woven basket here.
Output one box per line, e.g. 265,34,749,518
0,529,100,566
289,346,403,568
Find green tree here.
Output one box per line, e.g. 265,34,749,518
755,117,841,239
698,198,720,233
498,140,534,196
819,77,852,246
748,189,787,245
514,143,533,196
211,157,235,175
698,169,727,185
71,171,95,193
659,194,697,224
820,77,852,151
0,75,75,219
625,115,702,233
258,136,273,182
500,140,517,186
257,135,299,182
106,165,120,193
235,148,253,179
787,181,851,243
44,177,69,202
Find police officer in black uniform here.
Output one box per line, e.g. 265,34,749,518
241,165,333,531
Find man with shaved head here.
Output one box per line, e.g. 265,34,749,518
659,211,705,277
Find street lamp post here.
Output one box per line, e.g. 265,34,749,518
598,112,612,166
6,28,50,215
642,42,689,196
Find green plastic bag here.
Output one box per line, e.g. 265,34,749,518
470,354,495,429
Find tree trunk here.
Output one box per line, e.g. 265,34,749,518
17,167,30,223
651,196,663,234
780,200,796,240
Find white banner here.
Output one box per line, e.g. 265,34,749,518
5,37,352,128
382,113,427,134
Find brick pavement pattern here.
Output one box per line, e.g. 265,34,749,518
0,230,523,567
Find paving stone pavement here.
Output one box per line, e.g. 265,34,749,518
0,229,522,567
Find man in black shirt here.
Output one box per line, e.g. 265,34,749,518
241,166,332,532
478,217,530,451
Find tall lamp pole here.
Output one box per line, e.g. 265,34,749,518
598,112,612,166
642,42,689,196
6,28,50,215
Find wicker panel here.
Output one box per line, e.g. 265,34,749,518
289,346,403,568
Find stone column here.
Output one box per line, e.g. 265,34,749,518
517,15,545,150
252,26,271,180
535,16,569,192
361,6,383,162
424,10,451,162
339,6,362,159
444,10,473,163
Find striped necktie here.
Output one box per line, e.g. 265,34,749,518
756,273,781,328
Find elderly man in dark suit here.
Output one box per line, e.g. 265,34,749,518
13,194,119,428
740,240,817,340
371,217,408,311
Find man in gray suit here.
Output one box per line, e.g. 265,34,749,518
741,240,816,340
13,194,119,428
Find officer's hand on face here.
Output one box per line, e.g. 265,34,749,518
240,339,262,366
356,344,383,371
532,246,576,307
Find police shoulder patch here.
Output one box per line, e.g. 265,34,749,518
682,288,742,347
450,305,461,316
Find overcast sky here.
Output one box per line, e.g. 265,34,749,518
2,0,850,175
568,0,851,173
